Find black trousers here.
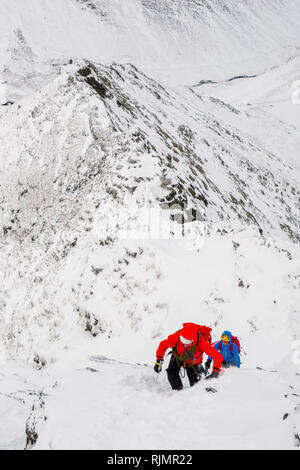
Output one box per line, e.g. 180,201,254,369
166,355,203,391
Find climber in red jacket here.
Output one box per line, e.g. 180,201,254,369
154,323,223,390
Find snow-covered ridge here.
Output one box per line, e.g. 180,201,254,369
1,60,299,242
0,59,299,367
0,0,300,451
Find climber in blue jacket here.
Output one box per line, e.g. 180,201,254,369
205,330,241,371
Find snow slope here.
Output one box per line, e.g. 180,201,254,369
0,0,300,451
195,56,300,106
32,357,300,450
1,221,300,450
1,59,300,364
1,0,300,94
193,56,300,169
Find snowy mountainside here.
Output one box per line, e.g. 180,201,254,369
1,61,299,241
0,58,300,369
0,27,64,104
1,332,300,450
0,0,300,452
193,55,300,169
0,64,299,452
74,0,300,83
29,361,300,450
1,0,300,96
195,56,300,108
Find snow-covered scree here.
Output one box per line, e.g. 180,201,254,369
0,0,300,451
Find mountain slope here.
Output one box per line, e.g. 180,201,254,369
193,55,300,169
0,0,300,452
1,61,299,240
32,358,300,450
1,348,300,450
0,59,299,367
1,0,300,96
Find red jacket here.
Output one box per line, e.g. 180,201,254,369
156,325,223,372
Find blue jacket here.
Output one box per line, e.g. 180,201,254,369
209,331,241,368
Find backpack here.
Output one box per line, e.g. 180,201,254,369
197,325,212,344
218,335,241,355
232,336,241,354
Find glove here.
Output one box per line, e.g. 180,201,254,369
205,370,219,380
205,359,212,371
197,364,208,377
154,359,163,373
